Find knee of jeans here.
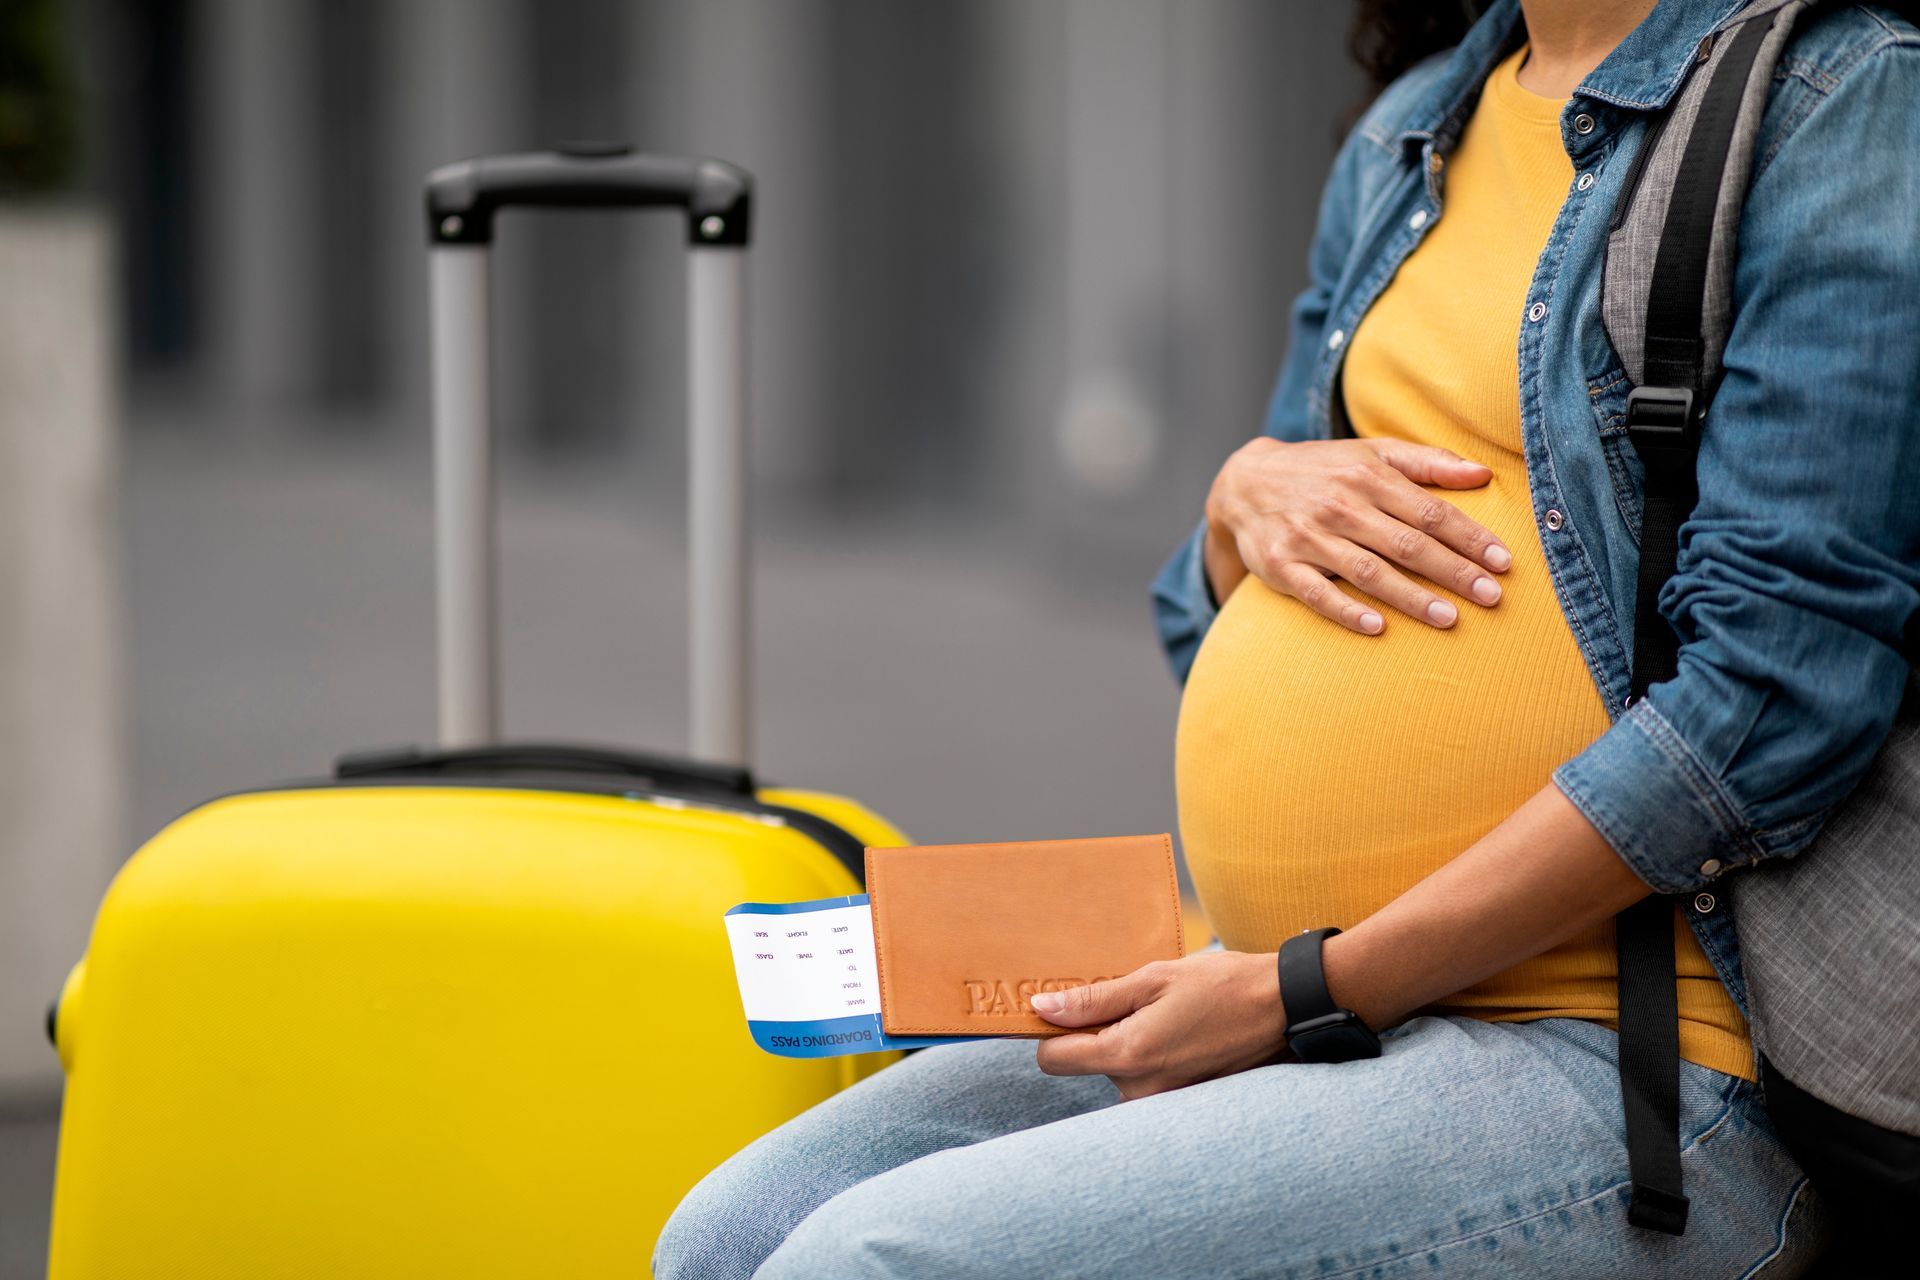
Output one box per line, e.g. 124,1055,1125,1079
753,1179,966,1280
652,1169,767,1280
649,1198,709,1280
753,1206,893,1280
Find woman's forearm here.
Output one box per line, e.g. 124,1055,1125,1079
1032,782,1651,1096
1322,782,1651,1031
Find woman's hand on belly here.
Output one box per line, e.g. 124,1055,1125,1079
1203,437,1512,634
1029,951,1287,1100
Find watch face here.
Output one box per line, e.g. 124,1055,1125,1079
1294,1018,1382,1064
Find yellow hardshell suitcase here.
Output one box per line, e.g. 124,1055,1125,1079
46,149,901,1277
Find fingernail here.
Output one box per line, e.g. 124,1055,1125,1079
1471,577,1502,605
1360,612,1385,634
1030,992,1064,1014
1426,600,1457,626
1484,545,1513,571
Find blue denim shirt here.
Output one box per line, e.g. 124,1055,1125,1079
1151,0,1920,1014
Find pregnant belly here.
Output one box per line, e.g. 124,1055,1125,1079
1174,540,1611,954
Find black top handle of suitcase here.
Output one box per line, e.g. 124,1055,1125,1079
423,143,757,771
334,743,754,798
425,141,751,247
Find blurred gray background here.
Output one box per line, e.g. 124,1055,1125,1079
0,0,1357,1271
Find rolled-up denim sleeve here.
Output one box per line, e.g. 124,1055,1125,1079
1151,520,1219,682
1555,39,1920,893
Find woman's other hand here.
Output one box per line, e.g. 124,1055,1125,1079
1203,437,1512,634
1031,952,1286,1100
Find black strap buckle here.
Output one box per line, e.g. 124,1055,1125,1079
1626,1182,1691,1235
1625,385,1698,459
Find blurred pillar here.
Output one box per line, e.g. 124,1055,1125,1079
384,0,527,423
198,0,322,410
103,0,201,374
0,211,122,1097
632,0,836,492
518,0,632,454
312,0,390,410
816,1,1002,504
969,0,1068,524
1056,0,1173,510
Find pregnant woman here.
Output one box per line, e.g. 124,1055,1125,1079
656,1,1918,1275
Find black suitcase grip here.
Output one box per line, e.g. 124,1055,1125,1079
426,143,751,247
334,742,755,797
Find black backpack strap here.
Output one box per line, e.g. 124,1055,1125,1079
1615,7,1780,1238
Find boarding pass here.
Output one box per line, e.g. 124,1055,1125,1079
722,894,979,1058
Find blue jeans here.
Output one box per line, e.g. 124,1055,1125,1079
655,1017,1825,1278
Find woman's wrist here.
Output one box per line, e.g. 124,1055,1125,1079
1202,523,1248,605
1230,949,1291,1054
1318,926,1404,1033
1202,445,1262,603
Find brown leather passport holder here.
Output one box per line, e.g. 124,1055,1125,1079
866,834,1184,1038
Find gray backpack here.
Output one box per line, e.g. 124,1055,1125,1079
1603,0,1920,1236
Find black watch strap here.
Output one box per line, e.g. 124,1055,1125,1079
1279,926,1344,1024
1278,926,1382,1063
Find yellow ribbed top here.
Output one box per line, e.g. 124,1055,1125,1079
1175,47,1752,1079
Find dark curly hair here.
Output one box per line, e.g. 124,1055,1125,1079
1349,0,1492,99
1352,0,1920,104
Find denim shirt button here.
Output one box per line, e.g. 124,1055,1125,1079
1409,209,1430,231
1527,301,1548,323
1693,892,1718,914
1544,508,1564,532
1700,858,1724,877
1577,172,1596,192
1573,112,1597,135
1328,328,1346,351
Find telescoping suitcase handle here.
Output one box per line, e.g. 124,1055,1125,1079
424,143,754,765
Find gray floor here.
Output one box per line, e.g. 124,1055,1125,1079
0,1112,57,1279
0,418,1189,1273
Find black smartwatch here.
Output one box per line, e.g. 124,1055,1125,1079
1278,927,1381,1063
